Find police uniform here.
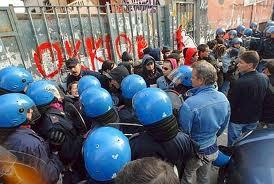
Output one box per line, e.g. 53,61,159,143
130,130,198,177
2,127,63,184
34,107,83,165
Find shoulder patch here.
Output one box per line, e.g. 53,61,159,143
49,115,60,124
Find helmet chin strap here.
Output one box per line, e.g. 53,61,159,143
92,108,119,126
144,115,178,142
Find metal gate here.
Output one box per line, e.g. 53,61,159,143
0,7,27,69
0,2,196,81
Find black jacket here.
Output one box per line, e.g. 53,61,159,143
130,131,198,177
259,38,274,59
141,55,163,86
2,127,63,184
66,70,109,90
261,75,274,124
228,71,268,123
33,107,83,165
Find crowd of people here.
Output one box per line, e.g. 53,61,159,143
0,20,273,184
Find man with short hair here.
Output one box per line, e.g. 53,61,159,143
115,157,180,184
179,61,230,184
227,51,268,146
197,44,223,88
65,58,107,89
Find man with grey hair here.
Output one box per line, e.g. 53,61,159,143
179,61,231,184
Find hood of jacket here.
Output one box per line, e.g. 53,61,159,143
184,48,197,66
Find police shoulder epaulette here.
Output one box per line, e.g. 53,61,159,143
128,133,141,141
49,115,60,124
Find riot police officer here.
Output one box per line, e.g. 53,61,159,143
250,22,261,38
0,93,63,184
0,66,33,95
119,74,146,124
83,127,131,184
77,75,101,96
168,65,193,98
26,80,84,184
215,28,226,40
80,87,120,131
130,88,198,178
259,26,274,60
226,30,237,48
236,25,246,38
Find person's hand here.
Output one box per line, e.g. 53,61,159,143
49,129,66,145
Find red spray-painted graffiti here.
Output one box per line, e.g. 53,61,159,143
176,25,184,51
33,33,148,79
33,42,63,79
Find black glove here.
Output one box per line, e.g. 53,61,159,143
49,128,66,145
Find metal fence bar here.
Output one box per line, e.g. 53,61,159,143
146,8,150,47
41,7,57,62
87,6,95,50
134,7,140,38
66,6,76,51
156,6,162,48
53,6,66,58
171,4,175,50
114,4,122,58
191,4,196,39
151,8,156,48
106,2,117,63
97,6,106,61
26,7,40,51
9,5,28,67
77,6,87,57
176,2,179,31
128,5,137,61
121,5,127,35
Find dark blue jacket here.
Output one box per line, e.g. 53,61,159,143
3,127,63,184
130,131,198,177
34,108,83,165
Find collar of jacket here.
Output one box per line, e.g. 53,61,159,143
187,85,215,96
239,70,257,76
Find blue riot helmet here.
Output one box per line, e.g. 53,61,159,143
132,88,173,125
212,151,231,167
244,28,253,37
0,93,40,128
228,30,237,39
236,25,246,35
168,65,192,87
231,37,243,48
216,28,226,37
26,80,64,107
83,127,131,182
250,22,257,30
265,26,274,38
121,74,147,99
77,75,101,95
0,66,33,93
266,20,274,28
80,87,119,124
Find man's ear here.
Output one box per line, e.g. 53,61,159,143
248,63,255,69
